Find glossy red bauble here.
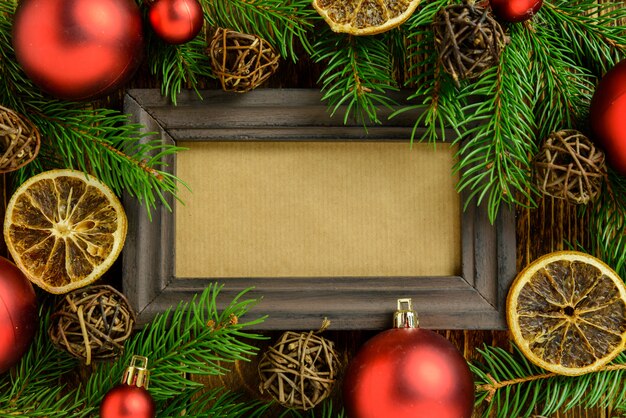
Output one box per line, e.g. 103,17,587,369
148,0,204,45
12,0,144,101
489,0,543,23
590,60,626,175
100,384,155,418
0,257,37,373
344,328,474,418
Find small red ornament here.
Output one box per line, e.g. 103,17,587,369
0,257,37,374
148,0,204,45
343,299,474,418
590,59,626,175
100,355,156,418
489,0,543,23
12,0,144,101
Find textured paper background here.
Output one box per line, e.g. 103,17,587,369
175,141,461,278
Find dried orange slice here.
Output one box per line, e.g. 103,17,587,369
313,0,421,36
507,251,626,376
4,169,127,294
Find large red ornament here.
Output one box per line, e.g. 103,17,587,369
489,0,543,23
12,0,144,101
0,257,37,373
343,299,474,418
590,60,626,175
148,0,204,45
101,356,155,418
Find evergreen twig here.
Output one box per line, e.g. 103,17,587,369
313,28,398,125
79,284,265,415
393,0,463,143
456,24,537,222
472,346,626,418
203,0,316,61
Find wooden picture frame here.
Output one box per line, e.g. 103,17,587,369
122,89,516,330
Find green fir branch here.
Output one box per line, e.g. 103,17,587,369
527,18,595,139
542,0,626,76
393,0,463,143
588,172,626,278
203,0,316,60
279,399,346,418
456,24,537,222
148,34,215,104
313,28,398,125
472,345,626,418
79,284,265,416
158,387,272,417
13,102,184,216
0,307,82,417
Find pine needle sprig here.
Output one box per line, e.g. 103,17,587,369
313,29,398,125
0,307,82,417
542,0,626,76
279,399,346,418
472,346,626,418
158,387,272,418
456,24,537,222
81,284,265,412
203,0,316,61
588,172,626,278
528,18,595,139
13,102,184,215
393,0,464,143
148,34,215,105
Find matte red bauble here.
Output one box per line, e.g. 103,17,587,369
0,257,37,373
344,299,474,418
148,0,204,45
489,0,543,22
590,59,626,175
101,356,155,418
12,0,144,101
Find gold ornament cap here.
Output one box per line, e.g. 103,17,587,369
122,355,150,389
393,298,419,329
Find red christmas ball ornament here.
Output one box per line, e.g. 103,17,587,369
489,0,543,23
590,59,626,175
0,257,37,373
101,356,156,418
344,299,474,418
148,0,204,45
12,0,144,101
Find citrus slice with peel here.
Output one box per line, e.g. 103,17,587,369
313,0,421,36
4,169,127,294
507,251,626,376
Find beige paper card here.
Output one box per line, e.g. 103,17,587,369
175,141,461,278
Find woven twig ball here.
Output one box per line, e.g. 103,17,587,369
208,28,280,93
258,321,340,410
534,130,606,204
49,285,135,365
0,106,40,173
433,3,507,85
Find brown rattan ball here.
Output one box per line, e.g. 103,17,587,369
49,285,135,365
534,130,606,204
0,106,40,173
433,3,507,85
258,322,339,410
208,28,280,93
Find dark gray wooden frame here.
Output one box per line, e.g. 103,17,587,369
122,89,516,330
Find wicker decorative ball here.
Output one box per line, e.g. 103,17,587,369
208,28,280,93
534,130,606,204
49,285,135,365
433,3,507,85
0,106,40,173
258,322,339,410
